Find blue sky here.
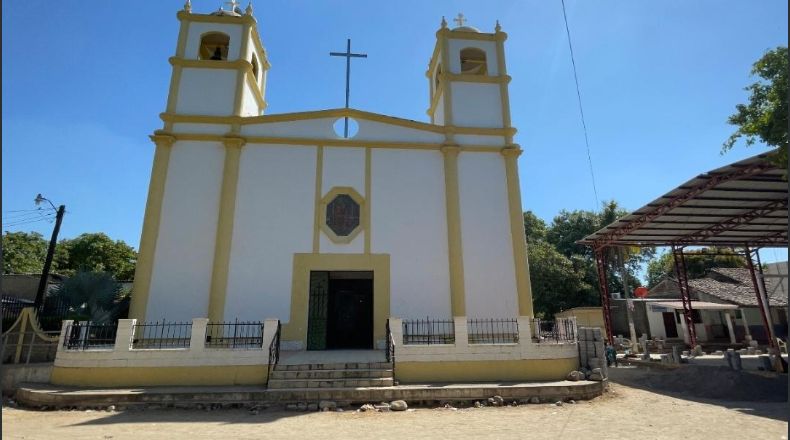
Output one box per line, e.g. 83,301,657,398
2,1,787,265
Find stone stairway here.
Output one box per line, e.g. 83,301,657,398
267,361,394,389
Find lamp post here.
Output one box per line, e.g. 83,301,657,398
33,194,66,309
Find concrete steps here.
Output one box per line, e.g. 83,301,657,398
267,362,394,390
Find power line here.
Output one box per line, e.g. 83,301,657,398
560,0,600,210
2,214,56,228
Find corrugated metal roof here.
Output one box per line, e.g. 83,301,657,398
578,152,787,248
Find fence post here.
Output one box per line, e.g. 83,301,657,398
190,318,209,352
261,319,280,350
388,318,403,346
56,319,74,357
517,316,532,349
454,316,468,349
114,319,136,353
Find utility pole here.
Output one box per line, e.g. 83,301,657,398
34,200,65,309
619,247,639,353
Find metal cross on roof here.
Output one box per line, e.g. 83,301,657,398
329,39,368,138
224,0,240,12
453,13,466,27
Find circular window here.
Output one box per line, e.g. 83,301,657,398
333,117,359,138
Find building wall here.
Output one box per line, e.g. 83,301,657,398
457,152,517,318
176,68,237,115
555,307,604,328
146,141,224,321
450,82,502,128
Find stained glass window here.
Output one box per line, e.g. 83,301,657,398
326,194,360,236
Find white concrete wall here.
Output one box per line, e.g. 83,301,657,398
147,141,225,321
184,23,244,60
447,39,499,76
434,98,445,125
371,149,451,319
457,152,518,318
241,119,337,138
646,308,668,339
241,81,259,116
451,82,502,128
354,120,444,143
176,68,237,115
224,144,317,321
171,123,232,135
319,147,366,253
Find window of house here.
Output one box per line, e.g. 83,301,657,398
460,47,487,75
199,32,230,60
251,53,260,81
326,194,360,236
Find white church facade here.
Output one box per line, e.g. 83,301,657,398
50,4,581,387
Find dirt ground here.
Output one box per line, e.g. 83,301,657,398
2,368,788,440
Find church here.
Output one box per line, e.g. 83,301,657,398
63,2,584,385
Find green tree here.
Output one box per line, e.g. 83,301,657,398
1,231,49,274
528,241,591,318
724,46,788,168
645,247,747,287
57,233,137,280
523,211,547,244
51,271,127,322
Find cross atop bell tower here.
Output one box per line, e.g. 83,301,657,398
162,2,270,127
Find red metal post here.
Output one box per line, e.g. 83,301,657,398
594,248,614,345
744,245,778,350
671,245,697,347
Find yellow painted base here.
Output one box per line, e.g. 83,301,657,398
395,358,579,383
51,365,268,387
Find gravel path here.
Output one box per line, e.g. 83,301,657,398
3,380,787,440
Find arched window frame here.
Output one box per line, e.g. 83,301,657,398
459,47,488,75
199,32,231,61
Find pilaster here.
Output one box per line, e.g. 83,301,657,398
501,147,534,317
441,145,466,317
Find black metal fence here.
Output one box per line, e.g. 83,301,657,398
266,321,281,386
63,322,118,350
1,297,29,331
402,318,455,345
205,320,264,349
467,318,519,344
2,296,73,332
531,318,576,343
385,319,395,363
132,320,193,349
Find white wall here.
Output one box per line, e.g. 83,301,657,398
176,68,237,115
184,23,244,60
320,147,366,253
371,149,451,319
224,144,317,321
457,152,518,318
447,39,499,76
241,119,338,138
451,82,502,128
147,141,225,321
354,120,444,143
241,82,259,116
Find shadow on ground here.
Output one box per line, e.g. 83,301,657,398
607,365,788,422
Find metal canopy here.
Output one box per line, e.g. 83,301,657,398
578,152,787,250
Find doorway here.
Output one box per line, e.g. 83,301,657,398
307,271,373,350
662,312,678,338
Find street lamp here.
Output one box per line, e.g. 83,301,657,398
33,194,66,309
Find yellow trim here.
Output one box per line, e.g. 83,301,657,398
244,69,266,110
165,65,184,118
177,10,256,25
441,145,465,316
284,253,390,346
51,365,268,387
207,137,246,322
446,30,501,42
395,358,578,383
495,32,513,144
440,33,454,135
447,73,511,84
250,26,271,70
129,135,176,321
312,146,324,253
427,82,444,117
364,147,372,254
502,147,533,317
159,110,516,137
169,57,253,71
319,186,366,245
233,23,253,117
13,311,28,363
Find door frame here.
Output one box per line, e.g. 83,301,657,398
284,253,390,349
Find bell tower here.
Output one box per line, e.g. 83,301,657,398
163,1,269,122
426,14,512,138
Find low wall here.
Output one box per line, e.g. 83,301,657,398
52,318,279,387
390,317,579,382
1,363,52,394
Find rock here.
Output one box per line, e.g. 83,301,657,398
554,401,563,406
474,401,483,408
307,403,318,411
319,400,337,411
285,404,299,411
335,408,344,412
566,370,581,381
389,400,408,411
359,403,376,412
374,403,391,411
106,405,116,412
529,397,540,404
487,395,504,406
